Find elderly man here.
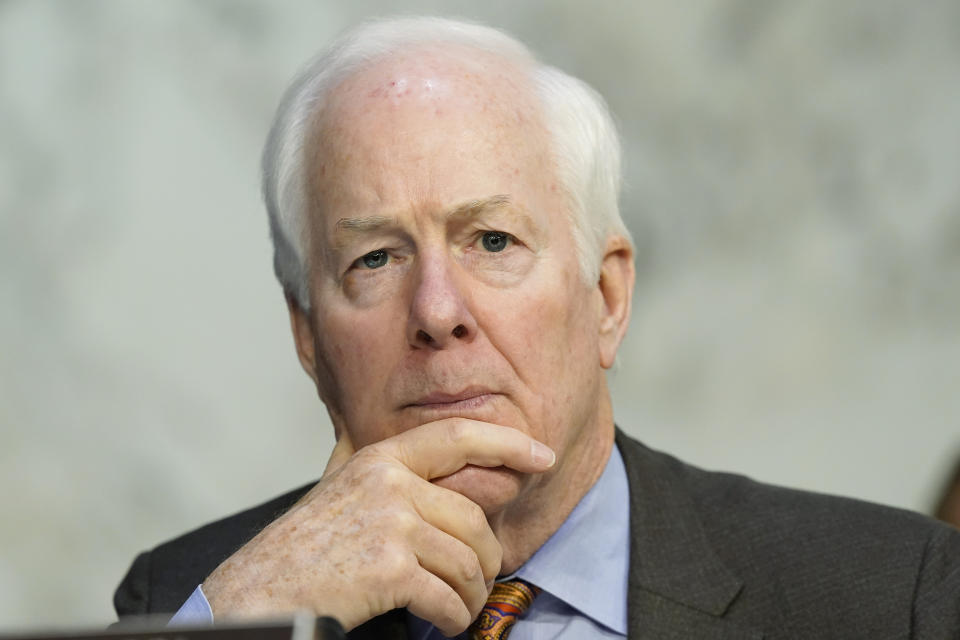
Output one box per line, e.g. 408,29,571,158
115,17,960,639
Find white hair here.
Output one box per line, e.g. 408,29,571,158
262,16,632,310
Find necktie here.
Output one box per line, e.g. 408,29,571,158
468,579,540,640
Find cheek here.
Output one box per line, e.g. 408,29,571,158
481,269,599,443
314,308,404,440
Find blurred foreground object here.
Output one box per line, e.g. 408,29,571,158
0,615,344,640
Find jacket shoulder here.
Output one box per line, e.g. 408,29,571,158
616,431,960,636
617,430,946,557
673,448,946,562
680,454,960,635
114,481,315,618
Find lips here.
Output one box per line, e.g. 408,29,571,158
405,388,496,411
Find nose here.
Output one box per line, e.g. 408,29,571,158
406,252,477,349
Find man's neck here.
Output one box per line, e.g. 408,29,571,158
491,405,616,574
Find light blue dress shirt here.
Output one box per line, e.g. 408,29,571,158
169,583,213,625
408,444,629,639
171,444,630,639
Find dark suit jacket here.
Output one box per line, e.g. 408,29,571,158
115,430,960,638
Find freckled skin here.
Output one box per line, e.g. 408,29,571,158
202,45,634,634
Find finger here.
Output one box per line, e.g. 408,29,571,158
379,419,556,480
404,567,474,637
409,479,502,583
413,525,489,621
322,430,356,479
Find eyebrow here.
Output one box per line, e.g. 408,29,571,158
446,194,512,222
332,194,516,246
334,215,395,233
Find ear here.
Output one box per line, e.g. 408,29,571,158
597,235,635,369
286,293,320,387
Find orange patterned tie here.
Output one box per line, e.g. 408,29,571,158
468,579,540,640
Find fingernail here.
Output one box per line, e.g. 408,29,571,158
531,441,556,467
486,579,495,592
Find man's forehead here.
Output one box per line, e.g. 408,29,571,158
308,49,538,186
340,46,526,102
316,46,539,142
303,45,558,256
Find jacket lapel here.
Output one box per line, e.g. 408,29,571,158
616,430,762,639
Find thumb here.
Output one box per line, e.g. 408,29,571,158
322,430,356,479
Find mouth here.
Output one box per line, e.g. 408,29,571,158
404,388,497,412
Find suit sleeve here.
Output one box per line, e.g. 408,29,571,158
911,525,960,638
114,551,152,618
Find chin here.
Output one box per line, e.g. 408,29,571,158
431,465,526,515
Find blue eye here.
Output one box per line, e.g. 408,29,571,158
360,249,388,269
481,231,509,252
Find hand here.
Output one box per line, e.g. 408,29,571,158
200,419,556,635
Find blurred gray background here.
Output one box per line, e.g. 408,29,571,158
1,0,958,631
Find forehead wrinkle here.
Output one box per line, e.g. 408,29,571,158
328,194,538,250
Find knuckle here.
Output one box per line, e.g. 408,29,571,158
462,502,487,532
453,548,482,585
446,419,469,445
374,462,409,492
379,544,414,583
389,509,420,537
